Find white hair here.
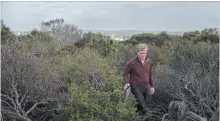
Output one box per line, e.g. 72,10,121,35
136,43,148,52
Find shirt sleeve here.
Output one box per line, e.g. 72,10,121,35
123,62,131,86
149,63,154,87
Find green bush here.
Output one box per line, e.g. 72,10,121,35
65,47,137,120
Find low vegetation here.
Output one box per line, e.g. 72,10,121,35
1,19,219,121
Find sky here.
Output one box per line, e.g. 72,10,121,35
1,1,220,32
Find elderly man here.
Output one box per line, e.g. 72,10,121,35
123,43,155,115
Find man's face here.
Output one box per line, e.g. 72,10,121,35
137,49,148,61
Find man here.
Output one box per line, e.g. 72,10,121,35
123,43,155,115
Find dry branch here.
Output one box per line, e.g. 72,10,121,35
162,101,207,121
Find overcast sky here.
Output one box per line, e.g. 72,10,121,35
1,1,220,31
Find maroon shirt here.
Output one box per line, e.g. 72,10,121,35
123,56,154,88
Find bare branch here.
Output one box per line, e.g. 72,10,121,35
20,90,28,104
200,99,215,117
12,84,25,115
168,101,207,121
1,94,16,110
25,103,39,116
184,81,192,90
186,111,207,121
161,114,169,121
1,100,16,111
2,109,19,118
24,99,53,116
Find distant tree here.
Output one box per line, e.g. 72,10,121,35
16,28,55,57
41,18,64,33
75,32,120,56
41,18,83,44
200,28,219,44
1,20,15,45
30,28,53,42
182,28,219,44
126,32,170,47
182,31,200,40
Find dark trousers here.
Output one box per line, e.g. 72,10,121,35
130,84,149,114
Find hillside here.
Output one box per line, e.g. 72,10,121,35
1,19,219,121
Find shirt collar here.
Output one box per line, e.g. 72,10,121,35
135,56,149,64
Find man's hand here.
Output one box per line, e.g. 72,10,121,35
124,83,130,90
150,87,155,95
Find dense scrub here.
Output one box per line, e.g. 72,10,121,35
1,19,219,121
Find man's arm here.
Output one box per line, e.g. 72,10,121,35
149,64,154,87
123,62,131,86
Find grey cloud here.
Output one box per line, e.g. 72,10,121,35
1,1,220,31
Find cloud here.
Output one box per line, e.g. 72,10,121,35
1,1,220,31
58,8,64,12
